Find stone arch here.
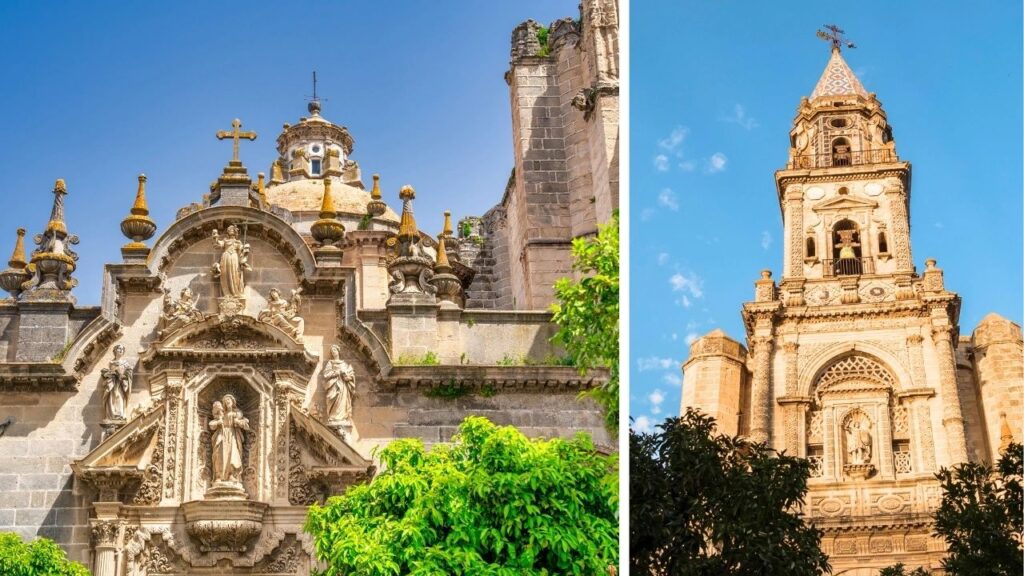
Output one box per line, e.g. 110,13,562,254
148,205,316,281
799,341,911,399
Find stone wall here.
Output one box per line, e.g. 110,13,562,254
463,0,619,311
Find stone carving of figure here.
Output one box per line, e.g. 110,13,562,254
258,288,304,340
101,345,133,421
211,225,251,299
160,287,204,333
323,344,356,424
845,419,872,465
209,394,249,484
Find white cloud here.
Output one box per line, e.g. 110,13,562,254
706,152,728,173
679,160,696,172
640,208,655,221
669,271,704,298
657,188,680,211
653,154,670,172
632,415,654,434
663,373,682,387
648,389,665,407
671,332,679,341
637,356,679,371
722,104,759,130
685,332,699,345
678,295,692,308
657,252,670,266
658,126,688,152
760,231,772,250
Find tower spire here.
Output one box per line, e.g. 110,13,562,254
308,70,323,116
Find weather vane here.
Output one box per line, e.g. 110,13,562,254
307,71,327,114
816,24,856,51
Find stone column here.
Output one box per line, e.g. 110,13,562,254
781,342,803,455
90,519,121,576
906,393,938,473
886,182,913,273
932,325,969,464
748,336,774,444
784,186,804,279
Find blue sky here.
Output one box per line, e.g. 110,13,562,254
0,1,576,304
630,1,1023,431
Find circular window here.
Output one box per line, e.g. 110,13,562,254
311,144,322,154
829,117,848,128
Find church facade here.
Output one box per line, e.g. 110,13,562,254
0,2,618,574
680,42,1022,574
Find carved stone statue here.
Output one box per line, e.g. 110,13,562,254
160,287,204,334
323,344,356,425
257,288,304,340
845,419,872,465
211,225,251,300
100,344,133,422
209,394,249,486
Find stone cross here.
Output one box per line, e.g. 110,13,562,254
216,118,257,164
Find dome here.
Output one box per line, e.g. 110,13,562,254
265,178,399,222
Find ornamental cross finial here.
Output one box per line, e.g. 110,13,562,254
816,24,856,52
216,118,257,164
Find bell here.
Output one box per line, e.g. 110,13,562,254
839,245,857,259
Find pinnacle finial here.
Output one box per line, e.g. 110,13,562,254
121,174,157,247
441,211,453,238
370,174,382,200
131,174,150,216
398,185,418,239
319,178,337,219
256,172,267,205
310,177,345,246
435,233,452,273
7,228,26,269
999,412,1016,454
46,179,68,235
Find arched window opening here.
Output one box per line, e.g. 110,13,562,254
831,219,862,275
310,159,322,176
831,137,851,166
805,236,816,259
878,231,889,254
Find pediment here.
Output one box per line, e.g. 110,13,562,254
72,405,164,501
287,408,373,505
141,315,318,374
812,195,878,212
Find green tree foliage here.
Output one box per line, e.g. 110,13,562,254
0,533,90,576
305,417,618,575
930,442,1023,576
630,409,830,576
551,212,619,429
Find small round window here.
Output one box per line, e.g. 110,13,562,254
829,117,848,128
311,144,322,154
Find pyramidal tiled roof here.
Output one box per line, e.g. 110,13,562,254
811,48,868,99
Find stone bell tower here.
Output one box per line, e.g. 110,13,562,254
681,26,1024,571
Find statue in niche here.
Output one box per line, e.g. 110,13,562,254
323,344,356,425
258,287,304,340
209,394,250,485
101,344,133,422
160,287,204,333
211,225,251,299
844,417,873,465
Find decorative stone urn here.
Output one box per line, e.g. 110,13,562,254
181,499,268,553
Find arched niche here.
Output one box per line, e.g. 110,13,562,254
805,353,906,482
